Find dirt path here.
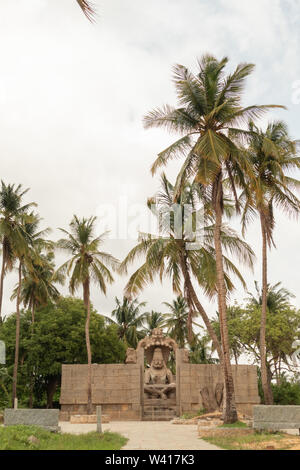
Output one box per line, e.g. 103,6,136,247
60,421,221,450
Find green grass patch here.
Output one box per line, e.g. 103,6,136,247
180,408,207,419
202,431,288,450
0,425,128,450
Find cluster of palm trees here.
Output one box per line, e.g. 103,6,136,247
1,55,299,423
136,55,300,422
107,295,203,350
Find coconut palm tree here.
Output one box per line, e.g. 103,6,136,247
56,216,119,414
10,214,60,407
143,54,281,422
11,212,43,406
162,296,190,348
108,297,147,348
239,121,300,404
11,250,63,325
189,335,217,364
141,310,165,336
0,182,36,323
119,175,254,374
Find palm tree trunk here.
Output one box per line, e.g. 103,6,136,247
12,260,22,407
0,244,6,323
83,278,93,414
31,301,35,325
260,214,273,405
213,177,238,424
29,302,35,408
180,253,224,364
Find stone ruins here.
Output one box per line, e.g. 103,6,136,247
60,328,260,420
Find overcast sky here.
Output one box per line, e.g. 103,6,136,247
0,0,300,322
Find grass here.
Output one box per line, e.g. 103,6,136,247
202,430,298,450
0,425,128,450
180,408,207,419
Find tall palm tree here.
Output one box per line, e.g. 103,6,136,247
0,182,36,323
239,121,300,404
16,252,62,324
108,297,147,348
120,175,254,372
56,215,119,414
142,310,165,336
10,215,59,408
11,212,42,406
143,55,281,422
189,335,217,364
247,281,295,313
162,296,190,348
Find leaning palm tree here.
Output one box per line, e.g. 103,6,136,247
143,55,281,422
119,175,254,376
239,121,300,404
108,297,147,348
0,182,36,323
56,216,119,414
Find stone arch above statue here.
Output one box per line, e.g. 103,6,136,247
136,328,177,400
137,328,178,365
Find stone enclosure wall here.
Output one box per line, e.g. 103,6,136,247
176,350,260,417
60,362,143,421
60,349,260,420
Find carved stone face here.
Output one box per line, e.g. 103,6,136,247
151,348,165,369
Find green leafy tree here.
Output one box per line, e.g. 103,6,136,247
56,216,119,413
212,289,300,398
239,121,300,404
144,54,281,422
0,297,126,408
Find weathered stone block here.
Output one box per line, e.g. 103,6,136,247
4,409,60,432
253,405,300,430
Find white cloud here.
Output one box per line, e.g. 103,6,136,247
0,0,299,321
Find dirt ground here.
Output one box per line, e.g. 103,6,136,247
241,436,300,450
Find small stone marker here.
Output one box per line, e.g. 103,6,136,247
96,406,102,433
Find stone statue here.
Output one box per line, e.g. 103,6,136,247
144,347,176,400
125,348,137,364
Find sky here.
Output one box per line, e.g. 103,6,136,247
0,0,300,322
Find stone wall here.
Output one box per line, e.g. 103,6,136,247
253,405,300,430
60,362,143,421
4,409,60,432
176,350,260,417
60,348,260,420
